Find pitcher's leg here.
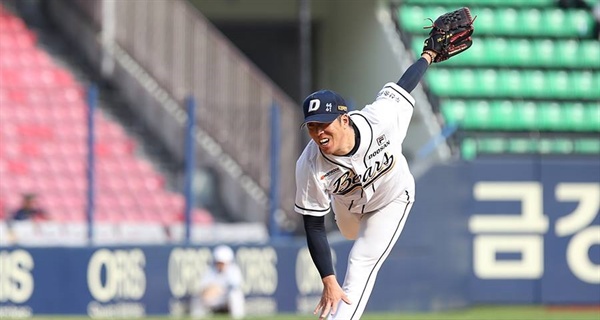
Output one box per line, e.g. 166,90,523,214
334,208,361,240
228,289,245,319
330,198,413,320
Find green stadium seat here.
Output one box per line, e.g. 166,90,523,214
475,7,497,31
398,6,595,38
453,70,473,95
466,101,492,128
498,70,522,97
548,71,571,99
513,102,538,129
542,139,572,154
525,71,547,98
581,41,600,67
486,38,511,64
544,9,567,36
501,8,520,35
573,72,600,100
537,139,554,154
575,138,600,154
549,139,574,153
558,39,580,67
440,100,467,125
507,138,536,153
538,102,561,130
490,100,515,129
584,104,600,131
555,104,576,131
461,136,600,159
461,138,477,160
398,6,425,33
513,39,532,64
568,10,594,37
427,69,452,96
477,69,498,96
534,40,555,66
414,39,600,68
441,100,600,132
401,0,557,7
397,1,599,160
426,69,600,100
561,102,594,131
523,8,544,32
478,137,508,154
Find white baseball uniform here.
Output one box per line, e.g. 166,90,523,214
295,82,416,319
190,261,245,319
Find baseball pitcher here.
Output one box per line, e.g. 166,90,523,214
294,8,475,320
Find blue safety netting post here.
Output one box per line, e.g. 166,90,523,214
269,102,282,238
183,96,197,245
86,85,98,245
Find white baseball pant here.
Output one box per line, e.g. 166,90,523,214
330,194,413,320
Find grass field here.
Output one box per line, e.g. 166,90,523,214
23,305,600,320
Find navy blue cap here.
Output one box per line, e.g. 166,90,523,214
301,90,348,127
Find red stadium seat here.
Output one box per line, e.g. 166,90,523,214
0,7,214,229
7,160,29,175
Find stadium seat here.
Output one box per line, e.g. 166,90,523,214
460,137,599,158
460,138,477,160
0,7,212,230
0,31,36,49
414,38,600,68
441,100,600,131
400,0,558,7
575,138,600,154
395,0,600,169
426,69,600,100
398,6,596,38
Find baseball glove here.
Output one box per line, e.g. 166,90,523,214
422,7,475,63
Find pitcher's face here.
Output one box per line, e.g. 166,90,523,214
306,116,350,155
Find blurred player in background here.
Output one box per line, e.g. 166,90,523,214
9,193,47,222
191,245,245,319
294,8,474,319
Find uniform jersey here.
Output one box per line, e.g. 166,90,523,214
295,82,415,217
198,264,244,293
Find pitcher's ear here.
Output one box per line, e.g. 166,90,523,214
344,114,352,126
340,114,348,124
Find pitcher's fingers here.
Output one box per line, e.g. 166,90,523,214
319,303,332,319
330,300,339,316
313,302,324,315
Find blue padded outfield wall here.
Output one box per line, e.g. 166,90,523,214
0,157,598,317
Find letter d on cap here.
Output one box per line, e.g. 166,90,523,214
308,99,320,112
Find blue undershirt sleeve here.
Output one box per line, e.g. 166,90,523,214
396,57,429,93
303,215,335,278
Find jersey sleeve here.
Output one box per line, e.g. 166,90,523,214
198,268,217,290
368,82,415,143
227,265,244,289
294,152,331,216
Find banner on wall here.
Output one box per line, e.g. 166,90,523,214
468,158,600,304
0,242,355,317
1,157,598,317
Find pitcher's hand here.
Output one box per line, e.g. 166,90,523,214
314,275,352,319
